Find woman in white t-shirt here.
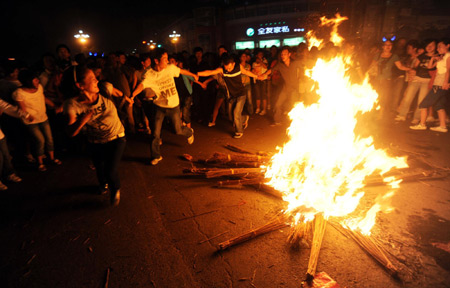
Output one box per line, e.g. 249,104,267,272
13,69,62,171
62,65,126,206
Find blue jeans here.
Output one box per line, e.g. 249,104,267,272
181,95,193,125
89,137,126,193
27,120,54,157
419,86,449,111
274,86,299,123
0,137,15,178
397,79,430,120
151,105,193,159
243,85,253,116
228,95,246,133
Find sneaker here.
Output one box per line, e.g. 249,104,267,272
255,108,261,114
7,173,22,183
111,189,120,206
52,159,62,165
259,110,267,116
151,156,163,166
187,129,194,144
410,119,419,125
233,133,243,139
409,123,427,130
394,115,406,121
38,164,47,172
208,122,215,127
430,126,448,133
0,181,8,191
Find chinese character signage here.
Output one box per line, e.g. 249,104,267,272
257,26,290,35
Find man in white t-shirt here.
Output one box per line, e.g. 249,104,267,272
131,49,198,165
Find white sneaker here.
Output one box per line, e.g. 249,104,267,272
430,126,448,133
7,173,22,183
187,128,194,144
151,156,163,165
233,133,243,139
409,123,427,130
0,181,8,190
394,115,406,121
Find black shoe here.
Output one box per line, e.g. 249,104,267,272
111,189,120,206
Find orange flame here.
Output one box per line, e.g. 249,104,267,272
265,15,408,235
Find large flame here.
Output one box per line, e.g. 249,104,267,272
265,15,408,235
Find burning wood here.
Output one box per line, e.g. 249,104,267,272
306,214,328,281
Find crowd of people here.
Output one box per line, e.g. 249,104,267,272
0,36,449,205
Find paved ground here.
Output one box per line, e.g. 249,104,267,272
0,113,449,288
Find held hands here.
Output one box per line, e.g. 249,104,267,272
125,96,134,105
194,74,199,82
25,114,34,122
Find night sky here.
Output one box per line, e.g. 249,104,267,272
1,0,197,63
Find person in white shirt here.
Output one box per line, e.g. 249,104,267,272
13,69,62,172
131,49,198,165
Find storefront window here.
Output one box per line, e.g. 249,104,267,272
283,37,306,46
236,41,255,50
259,39,281,48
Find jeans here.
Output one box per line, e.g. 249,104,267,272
419,87,449,111
397,79,430,120
151,105,193,159
243,85,253,116
181,95,193,124
89,137,126,193
228,95,246,133
273,86,299,123
27,120,54,157
253,80,268,101
0,137,15,178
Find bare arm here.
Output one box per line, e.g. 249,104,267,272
240,64,259,78
443,56,450,90
131,83,144,100
394,60,411,71
65,110,94,137
198,67,223,77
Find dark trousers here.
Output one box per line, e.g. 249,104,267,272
88,137,126,193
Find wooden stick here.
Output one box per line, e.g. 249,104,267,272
306,214,327,281
198,231,229,244
205,168,265,178
104,267,110,288
330,221,399,278
217,215,289,251
225,144,254,154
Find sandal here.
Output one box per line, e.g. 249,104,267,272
38,164,47,172
52,159,62,165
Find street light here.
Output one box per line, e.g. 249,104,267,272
74,30,90,44
169,31,180,52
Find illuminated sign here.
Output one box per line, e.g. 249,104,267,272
259,39,281,48
258,26,289,35
236,41,255,50
246,28,255,37
283,37,306,46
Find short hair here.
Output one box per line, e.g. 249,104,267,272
18,68,38,88
439,38,450,46
218,45,227,51
139,52,151,63
151,48,167,63
406,39,420,49
193,47,203,54
222,54,235,65
60,65,90,99
56,44,71,53
280,46,291,53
